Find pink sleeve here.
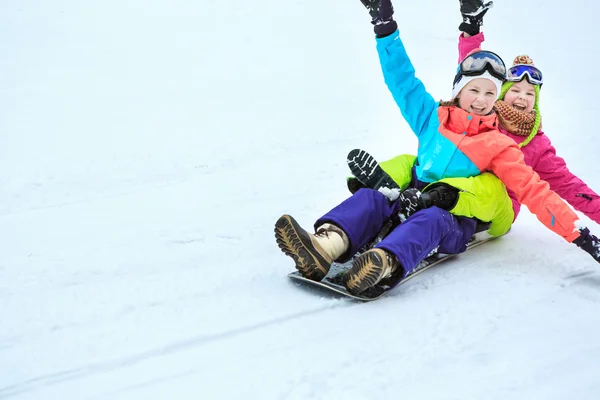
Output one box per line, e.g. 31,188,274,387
506,188,520,221
458,32,485,63
534,135,600,224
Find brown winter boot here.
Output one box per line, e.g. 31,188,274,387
275,214,349,281
344,248,401,295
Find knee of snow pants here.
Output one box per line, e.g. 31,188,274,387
315,188,399,261
376,207,477,275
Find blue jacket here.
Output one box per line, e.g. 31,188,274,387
375,30,581,243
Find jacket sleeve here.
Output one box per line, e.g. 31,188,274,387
506,188,521,221
534,135,600,224
376,31,437,138
457,32,484,64
488,142,581,242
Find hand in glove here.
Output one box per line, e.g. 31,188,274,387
395,185,461,221
421,183,460,211
360,0,398,38
396,188,426,221
573,227,600,263
459,0,493,36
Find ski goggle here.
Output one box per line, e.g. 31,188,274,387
507,64,543,86
455,50,507,84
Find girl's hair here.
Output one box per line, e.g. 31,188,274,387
498,81,541,147
439,98,459,107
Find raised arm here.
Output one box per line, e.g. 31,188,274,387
458,33,485,64
376,33,437,137
457,0,492,62
359,0,437,137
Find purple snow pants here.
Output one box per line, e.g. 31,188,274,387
315,189,477,277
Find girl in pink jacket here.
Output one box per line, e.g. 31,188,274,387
458,3,600,225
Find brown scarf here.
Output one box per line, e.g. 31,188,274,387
493,100,540,136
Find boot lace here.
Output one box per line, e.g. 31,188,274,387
314,228,330,239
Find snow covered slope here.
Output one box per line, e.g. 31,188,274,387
1,0,600,399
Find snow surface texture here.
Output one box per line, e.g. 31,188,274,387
2,0,600,399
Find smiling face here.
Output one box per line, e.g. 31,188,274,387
502,79,536,113
457,78,497,115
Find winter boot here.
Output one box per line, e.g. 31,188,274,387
347,149,399,190
275,214,349,281
347,177,367,194
344,248,401,295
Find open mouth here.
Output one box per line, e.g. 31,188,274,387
512,103,527,111
471,105,486,114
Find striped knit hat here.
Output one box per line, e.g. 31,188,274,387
498,55,541,147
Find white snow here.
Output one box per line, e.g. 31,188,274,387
378,187,402,201
2,0,600,399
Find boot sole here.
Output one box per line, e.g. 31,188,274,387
344,249,387,295
275,215,331,281
347,149,399,190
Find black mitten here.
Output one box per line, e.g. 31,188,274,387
360,0,398,38
573,227,600,263
459,0,493,36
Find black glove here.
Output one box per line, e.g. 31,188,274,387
459,0,493,36
360,0,398,38
397,188,426,220
360,0,381,19
397,184,461,221
421,183,460,211
573,227,600,263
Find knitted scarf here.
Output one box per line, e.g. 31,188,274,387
493,100,538,137
495,82,542,147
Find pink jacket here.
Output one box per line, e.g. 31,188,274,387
459,33,600,224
